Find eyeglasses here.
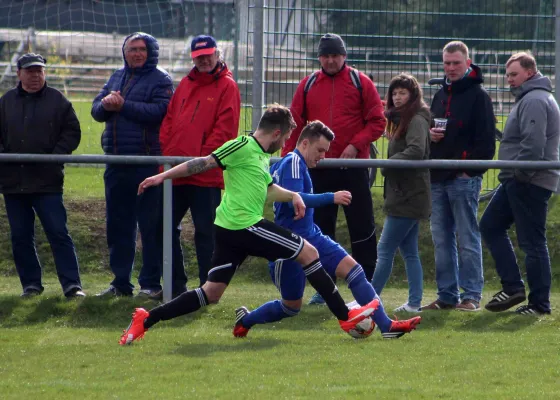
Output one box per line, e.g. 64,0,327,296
126,47,148,54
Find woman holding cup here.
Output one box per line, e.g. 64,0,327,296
371,74,431,312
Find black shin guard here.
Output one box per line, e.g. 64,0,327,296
303,259,349,321
144,288,209,329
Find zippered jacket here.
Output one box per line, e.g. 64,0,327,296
159,63,240,188
430,64,496,182
91,33,173,155
0,83,81,193
498,72,560,191
283,64,385,158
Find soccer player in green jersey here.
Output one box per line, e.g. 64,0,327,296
119,104,379,345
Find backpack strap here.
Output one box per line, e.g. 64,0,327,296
302,71,319,121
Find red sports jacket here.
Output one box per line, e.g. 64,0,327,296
283,65,385,158
160,63,240,188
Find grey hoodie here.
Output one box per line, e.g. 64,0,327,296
498,72,560,191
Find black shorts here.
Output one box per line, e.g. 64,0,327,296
207,219,304,284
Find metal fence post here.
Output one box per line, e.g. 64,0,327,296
556,0,560,104
233,0,240,82
162,164,173,303
252,0,265,131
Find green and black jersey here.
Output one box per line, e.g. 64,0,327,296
212,135,273,230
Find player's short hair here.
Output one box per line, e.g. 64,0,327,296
443,41,469,58
257,103,297,135
506,52,537,73
297,120,335,145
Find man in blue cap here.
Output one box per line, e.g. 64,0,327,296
156,34,240,296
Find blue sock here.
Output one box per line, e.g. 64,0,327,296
346,264,392,333
242,300,299,328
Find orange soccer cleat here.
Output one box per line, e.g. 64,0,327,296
382,316,422,339
339,298,380,333
119,308,150,345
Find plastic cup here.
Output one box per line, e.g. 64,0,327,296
434,118,448,131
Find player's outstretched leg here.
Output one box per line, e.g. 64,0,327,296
233,301,300,338
119,286,213,345
343,262,422,339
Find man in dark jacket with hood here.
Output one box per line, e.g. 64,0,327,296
91,32,173,297
157,35,240,295
421,41,496,312
0,53,84,298
481,52,559,316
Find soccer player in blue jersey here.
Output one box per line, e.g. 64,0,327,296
234,121,421,339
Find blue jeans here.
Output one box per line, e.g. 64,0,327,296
480,179,552,313
3,193,82,294
372,216,423,308
430,176,483,304
104,164,161,293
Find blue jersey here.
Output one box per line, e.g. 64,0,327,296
270,149,332,238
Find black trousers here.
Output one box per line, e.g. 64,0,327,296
309,167,377,280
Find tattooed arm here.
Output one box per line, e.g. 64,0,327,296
138,155,218,194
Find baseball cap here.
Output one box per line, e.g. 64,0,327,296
191,35,217,58
17,53,47,70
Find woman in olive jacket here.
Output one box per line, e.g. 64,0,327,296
371,74,431,313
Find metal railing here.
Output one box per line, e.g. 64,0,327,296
2,153,559,302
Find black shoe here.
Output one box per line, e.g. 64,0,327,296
485,290,526,312
21,288,42,298
96,285,131,297
65,288,86,299
515,304,550,316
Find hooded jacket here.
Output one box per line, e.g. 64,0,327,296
430,64,496,182
91,32,173,155
0,83,81,194
381,108,432,220
498,72,560,191
283,64,386,158
159,63,240,188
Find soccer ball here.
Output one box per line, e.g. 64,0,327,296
347,316,375,339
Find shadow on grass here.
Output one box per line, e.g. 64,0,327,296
412,309,541,333
173,337,282,358
0,295,205,329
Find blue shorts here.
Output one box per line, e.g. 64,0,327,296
268,233,348,301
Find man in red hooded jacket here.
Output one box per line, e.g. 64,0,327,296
283,34,385,303
158,35,241,295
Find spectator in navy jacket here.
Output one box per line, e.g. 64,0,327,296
91,32,173,297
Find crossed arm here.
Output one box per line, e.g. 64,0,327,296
138,155,218,194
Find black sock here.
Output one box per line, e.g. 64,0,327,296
144,288,209,329
303,259,349,321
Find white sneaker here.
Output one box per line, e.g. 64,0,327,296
394,303,421,313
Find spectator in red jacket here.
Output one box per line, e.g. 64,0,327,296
157,35,241,296
283,33,386,304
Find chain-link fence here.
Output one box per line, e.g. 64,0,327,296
245,0,557,190
0,0,557,191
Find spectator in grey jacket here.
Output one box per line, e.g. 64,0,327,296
481,52,560,315
0,53,84,298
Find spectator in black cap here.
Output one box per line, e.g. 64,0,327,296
282,33,386,305
0,53,85,298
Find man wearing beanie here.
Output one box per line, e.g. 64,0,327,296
283,33,386,304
